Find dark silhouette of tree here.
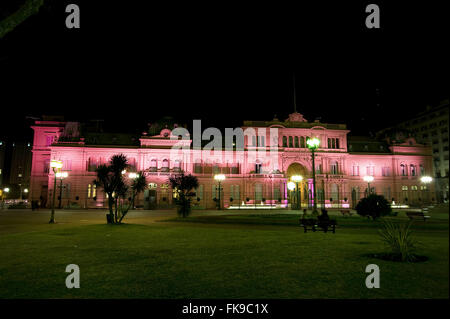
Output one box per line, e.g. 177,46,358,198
94,154,146,224
168,173,199,218
356,194,392,220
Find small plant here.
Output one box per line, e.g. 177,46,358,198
379,219,418,262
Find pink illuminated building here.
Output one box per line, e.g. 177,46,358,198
30,113,435,210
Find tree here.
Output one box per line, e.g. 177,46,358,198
94,154,129,224
168,173,199,218
356,194,392,220
118,173,147,223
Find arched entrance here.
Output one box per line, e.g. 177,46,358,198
286,163,309,209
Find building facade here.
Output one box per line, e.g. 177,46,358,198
377,99,449,202
30,112,436,210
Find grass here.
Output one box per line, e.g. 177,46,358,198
0,206,448,299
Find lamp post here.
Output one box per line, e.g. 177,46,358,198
287,181,296,209
128,172,138,209
214,174,226,210
49,160,63,224
2,187,9,209
55,171,68,209
363,175,374,197
420,176,432,204
307,137,320,213
291,175,303,210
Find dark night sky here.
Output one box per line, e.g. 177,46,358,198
0,0,448,141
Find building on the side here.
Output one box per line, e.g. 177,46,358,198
377,99,449,202
0,139,5,187
29,112,436,209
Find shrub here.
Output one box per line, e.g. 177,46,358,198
356,194,391,219
379,219,418,262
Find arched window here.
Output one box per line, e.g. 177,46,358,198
255,159,262,174
174,160,181,172
150,159,157,172
161,159,169,172
410,164,416,176
400,164,407,176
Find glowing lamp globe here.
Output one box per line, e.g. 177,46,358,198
214,174,226,181
363,175,374,183
128,172,138,179
291,175,303,183
307,137,320,149
287,182,296,191
50,160,63,170
420,176,432,183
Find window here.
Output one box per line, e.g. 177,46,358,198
402,186,408,191
316,164,322,174
255,160,262,174
161,159,169,172
282,136,287,147
230,185,240,201
352,165,359,176
410,164,416,176
327,138,339,149
289,136,293,148
400,164,407,176
420,164,425,175
174,160,181,172
87,158,98,172
252,136,256,146
411,185,418,191
44,159,50,173
381,167,390,176
330,161,339,175
150,159,157,172
366,165,374,176
194,160,202,174
196,185,203,200
259,136,265,147
300,136,305,148
87,184,91,198
294,136,299,148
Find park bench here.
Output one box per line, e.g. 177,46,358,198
340,210,352,217
406,211,430,221
299,218,337,233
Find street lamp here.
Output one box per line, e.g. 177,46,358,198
214,174,226,210
49,160,63,224
291,175,303,210
307,137,320,213
420,176,433,204
55,171,68,209
363,175,374,196
2,187,9,205
128,172,138,179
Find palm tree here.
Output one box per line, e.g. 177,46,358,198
93,154,128,223
169,173,199,218
119,173,147,223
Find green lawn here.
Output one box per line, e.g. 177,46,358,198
0,206,448,298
